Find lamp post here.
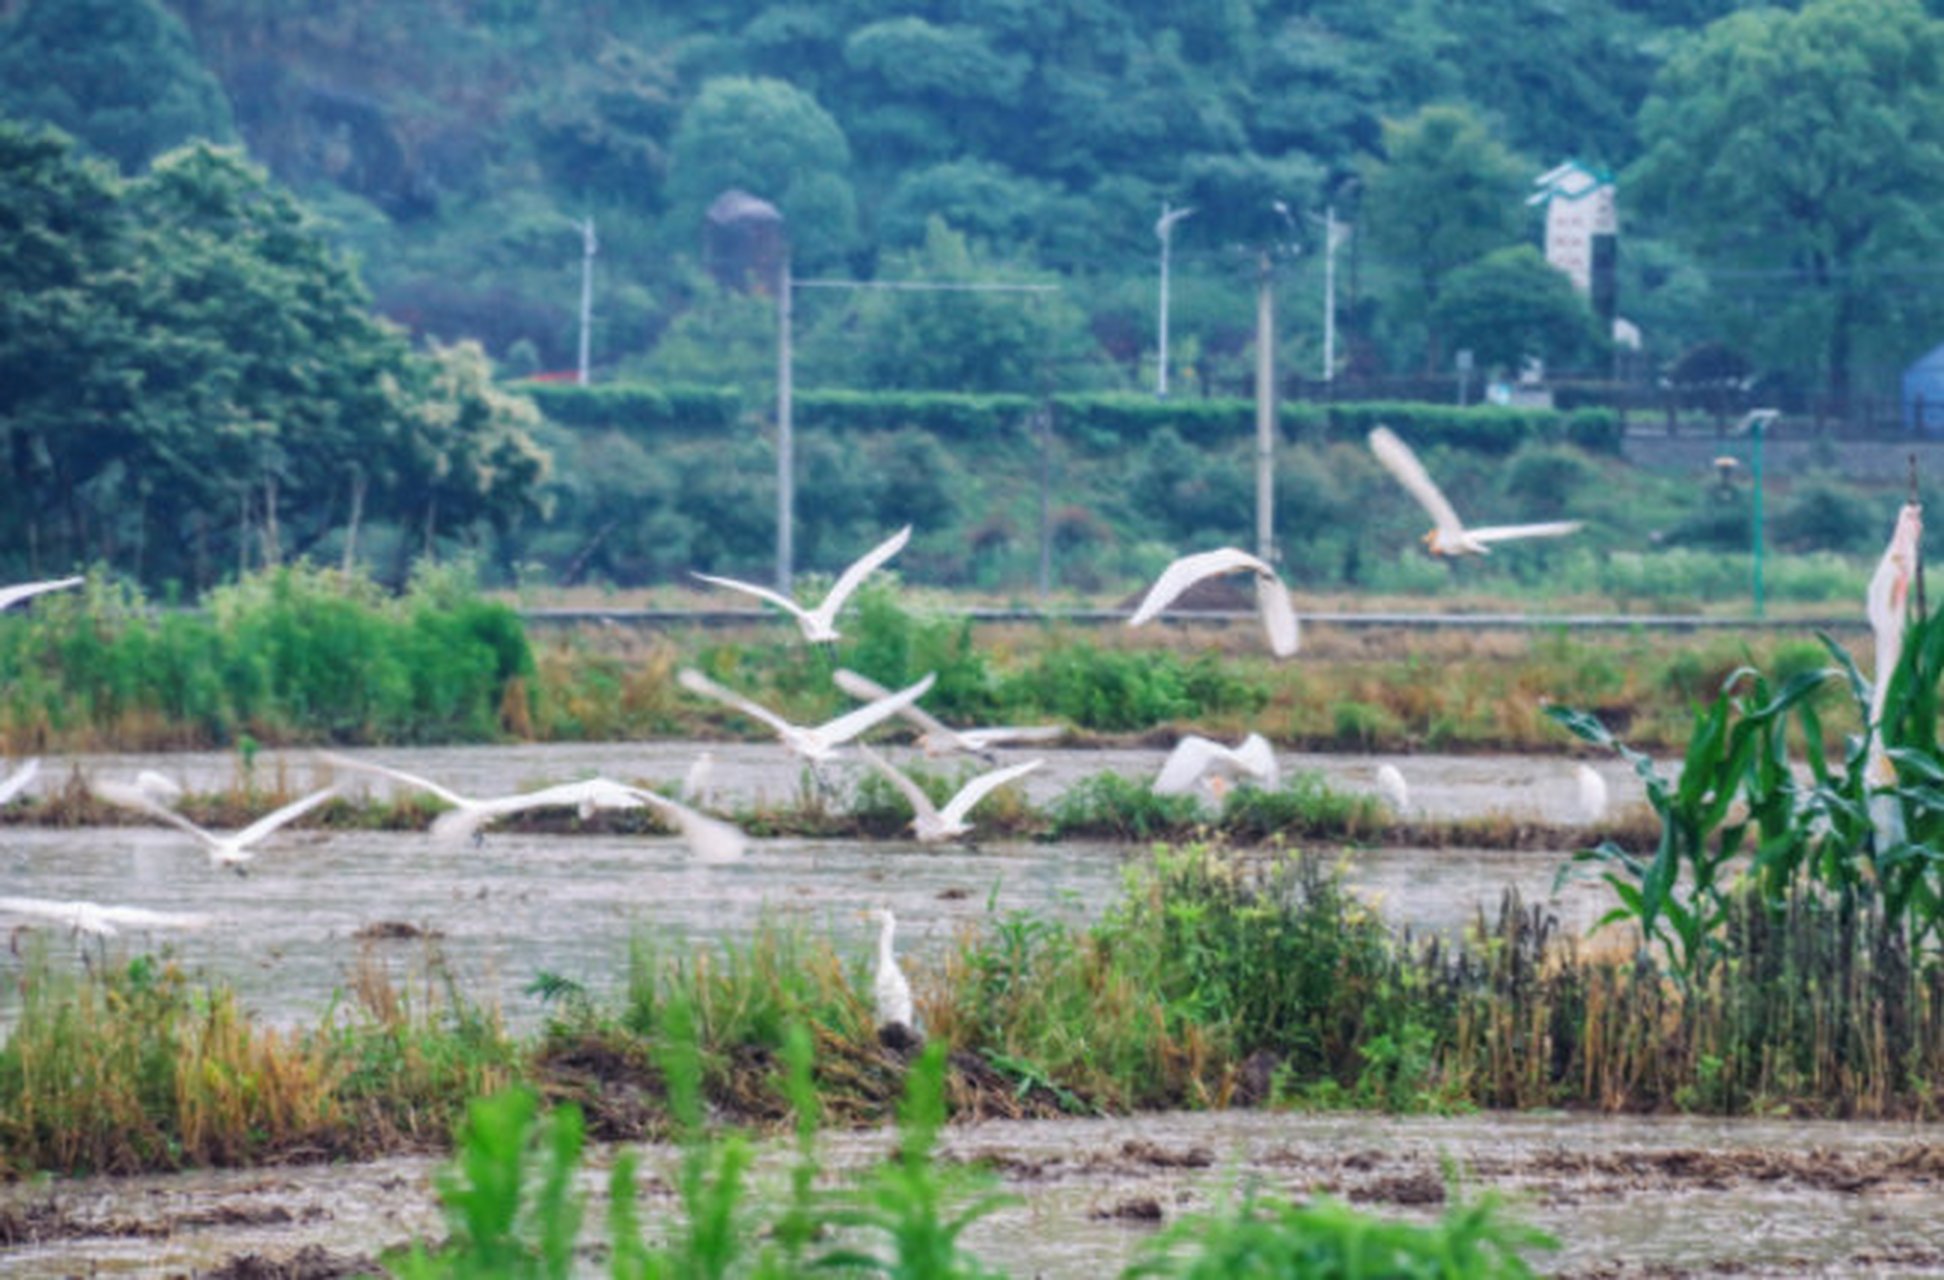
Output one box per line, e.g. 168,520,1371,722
576,217,596,387
1321,203,1348,387
775,253,794,592
1743,408,1777,617
1155,203,1194,398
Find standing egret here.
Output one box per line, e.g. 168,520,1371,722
833,668,1063,759
692,525,911,643
675,669,935,766
318,752,642,843
1374,763,1410,816
1368,426,1582,556
856,745,1043,843
1128,547,1299,657
92,781,339,873
680,751,716,805
0,576,82,611
1574,763,1609,825
868,907,915,1036
1865,502,1923,846
1152,733,1279,797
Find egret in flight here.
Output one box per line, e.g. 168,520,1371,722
318,752,641,844
1368,426,1582,556
1865,501,1923,847
1127,547,1299,657
833,668,1062,759
0,576,83,611
0,757,40,807
1152,733,1279,797
620,783,747,863
692,525,911,643
0,894,209,938
93,780,339,873
856,744,1042,843
676,668,934,765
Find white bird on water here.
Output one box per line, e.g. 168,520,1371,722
1865,501,1923,846
0,894,209,938
1152,733,1279,798
1574,763,1609,825
1374,763,1410,815
868,907,915,1033
833,668,1063,759
0,576,83,612
1128,547,1299,658
676,668,935,766
856,744,1043,843
691,525,911,643
317,753,642,844
92,780,339,872
1368,426,1583,556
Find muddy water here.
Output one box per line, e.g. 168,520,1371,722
6,1108,1941,1277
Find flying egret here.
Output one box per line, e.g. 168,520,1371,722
868,907,915,1034
318,752,641,844
92,780,339,872
1368,426,1583,556
692,525,911,643
1374,763,1410,815
619,784,747,863
1152,733,1279,797
0,576,83,612
0,894,209,938
1574,763,1609,825
1127,547,1299,657
856,744,1043,843
1865,502,1923,846
676,668,935,765
833,668,1063,759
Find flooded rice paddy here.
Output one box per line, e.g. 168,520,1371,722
13,742,1930,1276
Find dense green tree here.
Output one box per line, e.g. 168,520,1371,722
1432,245,1605,374
0,0,234,173
1632,0,1944,402
666,77,857,269
1360,104,1530,371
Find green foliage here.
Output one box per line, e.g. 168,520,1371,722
1432,245,1606,375
1001,644,1262,732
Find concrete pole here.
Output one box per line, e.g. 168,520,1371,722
577,217,596,387
1321,204,1338,386
776,256,794,592
1255,250,1275,562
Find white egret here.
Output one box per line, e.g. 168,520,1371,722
619,784,747,863
0,894,209,938
92,780,339,872
833,668,1062,759
676,668,935,765
1368,426,1583,556
680,751,716,805
692,525,911,643
318,752,641,843
1574,763,1609,825
1128,547,1299,658
868,907,915,1033
0,757,39,807
1865,502,1923,846
856,744,1043,843
1374,763,1410,815
1152,733,1279,797
0,576,82,611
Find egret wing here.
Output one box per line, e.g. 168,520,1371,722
957,725,1064,750
1369,427,1467,541
0,576,82,611
690,572,814,627
1153,735,1229,795
0,758,39,806
231,786,339,849
318,751,470,808
1129,548,1272,626
810,525,911,629
1232,733,1279,788
93,779,221,851
856,745,941,822
812,672,936,747
678,669,800,739
835,667,953,739
938,758,1043,825
96,903,211,931
1254,571,1301,657
1465,521,1584,545
628,786,748,862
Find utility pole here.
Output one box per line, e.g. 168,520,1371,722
1155,203,1194,398
1321,204,1347,387
1254,248,1276,563
775,254,794,592
577,217,596,387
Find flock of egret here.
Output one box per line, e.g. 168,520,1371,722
0,429,1629,1034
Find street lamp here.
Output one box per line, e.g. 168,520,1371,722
1154,203,1194,398
1738,408,1778,617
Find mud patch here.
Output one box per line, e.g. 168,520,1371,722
202,1244,381,1279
